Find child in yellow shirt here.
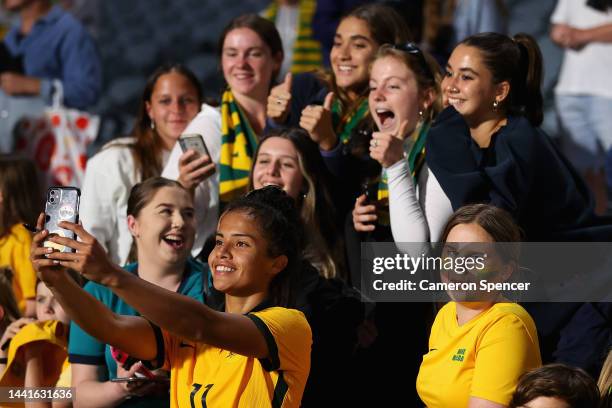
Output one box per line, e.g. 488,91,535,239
0,156,42,316
0,276,80,408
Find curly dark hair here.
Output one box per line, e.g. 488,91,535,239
222,186,303,307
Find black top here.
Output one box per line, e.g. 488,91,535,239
283,72,329,128
426,106,612,241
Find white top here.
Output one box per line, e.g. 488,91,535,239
162,104,221,257
80,137,168,265
386,159,453,255
551,0,612,98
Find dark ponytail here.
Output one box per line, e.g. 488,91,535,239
512,33,543,126
461,32,543,126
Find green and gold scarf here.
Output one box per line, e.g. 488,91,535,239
263,0,323,74
376,123,430,226
219,90,259,205
331,96,370,144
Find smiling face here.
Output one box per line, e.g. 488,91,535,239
221,27,281,99
331,16,378,98
208,210,286,297
36,281,69,325
369,55,423,134
145,72,200,150
128,186,195,267
442,44,505,123
252,137,304,200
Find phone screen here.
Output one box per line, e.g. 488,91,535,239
43,187,80,253
179,134,210,157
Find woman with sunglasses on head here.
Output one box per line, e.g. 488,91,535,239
162,15,284,258
348,42,454,407
426,31,612,381
417,204,541,408
31,186,311,408
354,42,452,249
266,3,411,222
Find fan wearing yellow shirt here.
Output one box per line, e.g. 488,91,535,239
417,204,541,408
31,186,312,408
0,277,81,408
0,156,42,317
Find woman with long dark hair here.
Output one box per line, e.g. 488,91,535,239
427,31,612,379
249,128,343,279
81,64,203,266
427,32,601,241
267,3,412,222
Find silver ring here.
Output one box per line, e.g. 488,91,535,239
373,139,378,148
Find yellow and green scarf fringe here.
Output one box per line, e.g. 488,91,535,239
331,96,369,144
263,0,323,73
219,90,259,205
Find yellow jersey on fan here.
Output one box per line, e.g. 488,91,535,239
417,302,541,407
152,306,311,408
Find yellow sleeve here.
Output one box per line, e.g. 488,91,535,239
12,227,37,305
249,308,312,374
470,314,541,405
0,321,68,388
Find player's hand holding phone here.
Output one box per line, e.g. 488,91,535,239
31,187,84,285
31,211,123,288
178,134,216,191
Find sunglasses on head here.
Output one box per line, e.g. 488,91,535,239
391,42,436,81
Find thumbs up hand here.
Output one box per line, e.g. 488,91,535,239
267,72,293,124
299,92,337,151
369,120,411,168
